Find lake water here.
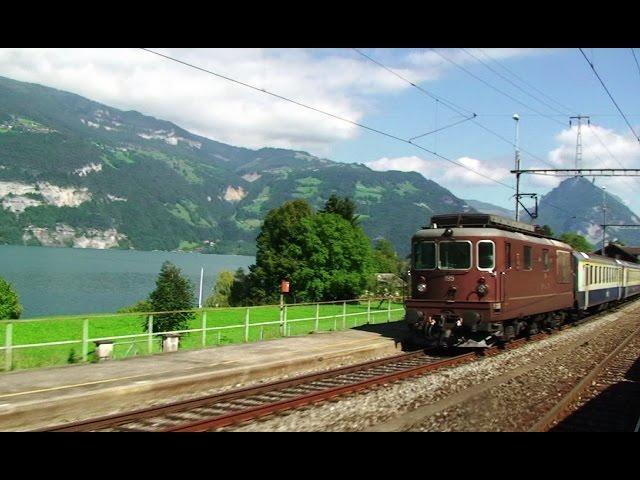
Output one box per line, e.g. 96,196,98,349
0,245,254,318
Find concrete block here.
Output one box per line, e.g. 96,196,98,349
95,341,114,361
162,334,180,353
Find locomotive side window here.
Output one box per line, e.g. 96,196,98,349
505,243,512,268
542,249,550,271
523,246,533,270
439,241,471,270
557,251,572,283
413,241,436,270
477,241,495,271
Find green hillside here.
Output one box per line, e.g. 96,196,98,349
0,75,474,255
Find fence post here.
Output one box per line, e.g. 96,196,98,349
82,318,89,362
147,315,153,354
283,305,288,337
387,297,392,322
315,303,320,332
367,298,371,324
342,301,346,330
244,308,250,342
202,311,207,348
5,323,12,372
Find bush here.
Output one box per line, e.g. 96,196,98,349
145,261,195,335
0,276,22,320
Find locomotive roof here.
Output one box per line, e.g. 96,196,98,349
413,227,572,249
429,213,537,235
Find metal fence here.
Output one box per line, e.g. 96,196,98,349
0,297,405,372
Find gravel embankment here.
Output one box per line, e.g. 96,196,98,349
232,300,640,432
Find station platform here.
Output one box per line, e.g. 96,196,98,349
0,327,402,431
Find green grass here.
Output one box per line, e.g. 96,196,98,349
354,182,385,203
0,300,405,372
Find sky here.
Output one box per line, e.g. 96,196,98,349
1,47,639,216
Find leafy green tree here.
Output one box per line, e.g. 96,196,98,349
145,261,195,334
559,232,594,252
0,277,22,319
320,194,360,226
244,199,374,303
229,268,252,306
204,270,234,307
247,199,315,304
293,213,374,301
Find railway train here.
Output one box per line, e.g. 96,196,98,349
405,213,640,347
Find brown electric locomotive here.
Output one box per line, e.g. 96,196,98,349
405,213,575,347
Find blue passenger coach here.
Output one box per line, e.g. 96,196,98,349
574,251,640,310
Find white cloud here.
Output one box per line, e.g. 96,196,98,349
366,154,511,186
366,155,432,176
0,48,543,153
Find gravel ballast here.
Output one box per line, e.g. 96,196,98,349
231,300,640,432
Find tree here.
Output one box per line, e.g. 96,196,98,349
320,194,360,226
204,270,234,307
146,261,195,334
293,212,374,301
244,199,374,303
229,268,252,306
559,232,594,252
0,277,22,320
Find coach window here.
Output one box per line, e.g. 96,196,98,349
439,241,472,270
477,241,495,271
413,241,436,270
523,246,533,271
542,249,550,271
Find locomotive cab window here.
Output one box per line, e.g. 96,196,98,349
413,241,436,270
477,241,495,271
439,241,471,270
505,242,512,269
542,249,550,271
523,246,533,271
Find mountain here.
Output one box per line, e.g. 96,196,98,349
535,176,640,247
0,75,474,256
464,199,514,218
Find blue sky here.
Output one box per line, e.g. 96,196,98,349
1,48,639,216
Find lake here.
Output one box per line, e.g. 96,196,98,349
0,245,254,318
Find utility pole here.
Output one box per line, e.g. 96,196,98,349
570,115,590,175
602,186,606,253
513,113,521,221
198,266,204,308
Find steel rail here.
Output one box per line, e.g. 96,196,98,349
528,323,640,432
38,349,438,432
163,353,477,432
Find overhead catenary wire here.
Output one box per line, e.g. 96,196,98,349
435,48,614,169
141,48,609,229
579,48,640,145
478,48,578,116
353,48,557,169
462,48,571,117
354,48,614,226
139,48,515,190
631,48,640,82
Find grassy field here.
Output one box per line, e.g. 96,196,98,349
0,299,405,371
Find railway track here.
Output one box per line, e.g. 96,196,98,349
530,323,640,432
39,303,636,432
40,349,476,432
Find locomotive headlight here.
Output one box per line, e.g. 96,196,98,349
417,283,427,292
476,283,489,296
